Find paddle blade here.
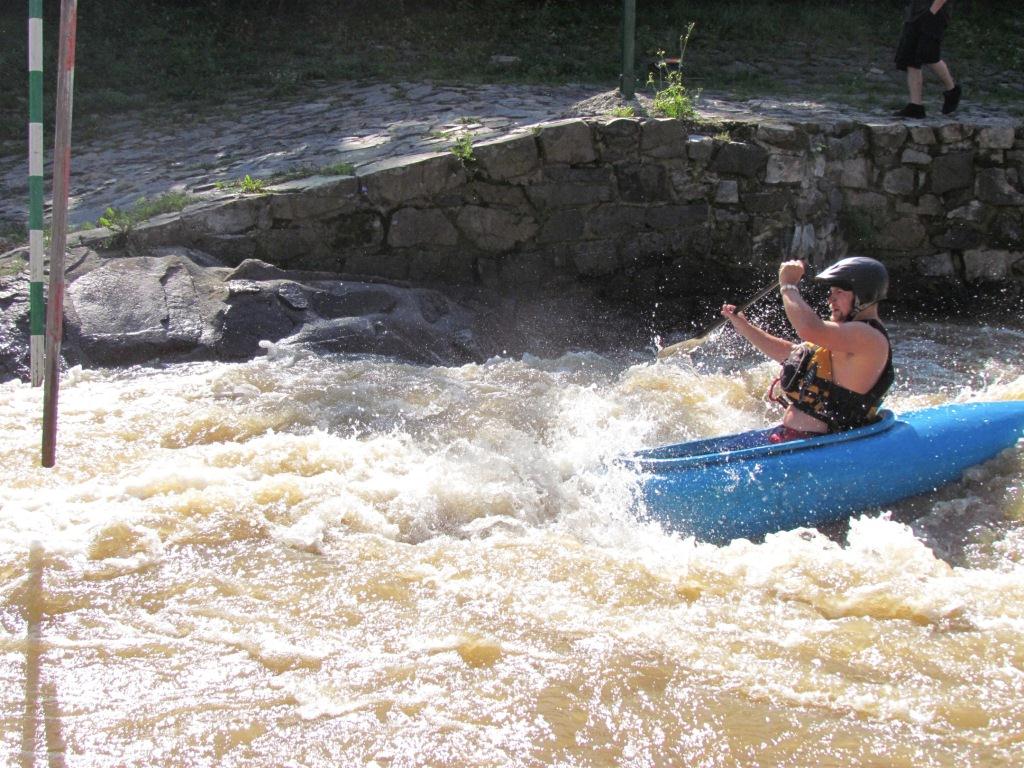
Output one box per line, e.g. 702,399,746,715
657,332,712,359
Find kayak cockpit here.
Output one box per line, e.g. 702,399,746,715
631,410,897,471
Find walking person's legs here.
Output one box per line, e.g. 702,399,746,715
928,59,961,113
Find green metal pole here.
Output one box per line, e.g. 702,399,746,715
620,0,636,99
28,0,44,387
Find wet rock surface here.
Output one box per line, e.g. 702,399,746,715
0,249,486,381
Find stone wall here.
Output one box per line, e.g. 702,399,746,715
105,116,1024,320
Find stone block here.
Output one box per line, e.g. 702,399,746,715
766,154,805,184
536,209,585,243
872,216,927,250
909,127,937,145
901,148,932,165
743,190,790,214
267,177,360,221
525,182,614,209
127,214,185,251
844,190,889,211
597,118,641,162
977,124,1016,150
992,212,1024,248
388,208,458,248
710,141,768,177
826,130,868,160
641,119,688,159
536,119,598,165
645,203,709,230
465,182,529,207
616,163,670,203
756,123,809,151
455,206,538,251
937,124,973,143
197,233,259,265
947,200,986,222
715,180,740,204
669,169,711,201
587,204,647,238
182,198,266,235
964,249,1016,281
687,135,715,163
472,134,541,181
933,222,983,250
867,123,908,150
327,211,385,252
795,190,826,219
258,225,329,265
930,151,974,195
883,167,916,195
840,158,871,189
360,153,466,207
976,168,1024,205
896,194,944,216
916,252,956,277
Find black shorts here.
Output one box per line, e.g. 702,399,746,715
894,12,948,70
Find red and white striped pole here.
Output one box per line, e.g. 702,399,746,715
41,0,77,468
28,0,45,387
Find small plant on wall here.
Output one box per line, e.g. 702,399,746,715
450,135,476,167
648,22,699,120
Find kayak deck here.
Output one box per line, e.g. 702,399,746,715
629,401,1024,543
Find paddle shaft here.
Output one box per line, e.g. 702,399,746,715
658,280,780,358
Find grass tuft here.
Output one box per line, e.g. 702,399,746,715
97,192,198,235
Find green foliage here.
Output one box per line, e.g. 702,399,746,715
611,105,636,118
216,174,267,194
450,136,476,166
647,23,698,120
97,192,197,235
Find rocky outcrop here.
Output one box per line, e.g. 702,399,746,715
0,248,483,381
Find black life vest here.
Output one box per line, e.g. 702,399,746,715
774,319,894,432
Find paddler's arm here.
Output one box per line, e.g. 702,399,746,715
779,259,885,356
721,303,795,363
778,259,827,341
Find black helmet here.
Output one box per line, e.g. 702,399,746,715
814,256,888,313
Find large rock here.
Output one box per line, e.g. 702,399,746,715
0,251,485,379
930,151,974,195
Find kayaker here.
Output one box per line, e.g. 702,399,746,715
721,256,895,443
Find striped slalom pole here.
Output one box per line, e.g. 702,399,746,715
28,0,44,387
41,0,77,468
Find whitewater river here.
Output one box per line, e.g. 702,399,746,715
2,319,1023,767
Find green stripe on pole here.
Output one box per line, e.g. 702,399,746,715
28,177,44,229
30,0,43,17
29,73,44,121
30,283,45,334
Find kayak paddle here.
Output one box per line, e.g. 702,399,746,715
657,280,780,359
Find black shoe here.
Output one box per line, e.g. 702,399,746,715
893,103,926,119
942,84,962,114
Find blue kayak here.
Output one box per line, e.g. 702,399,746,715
630,401,1024,543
